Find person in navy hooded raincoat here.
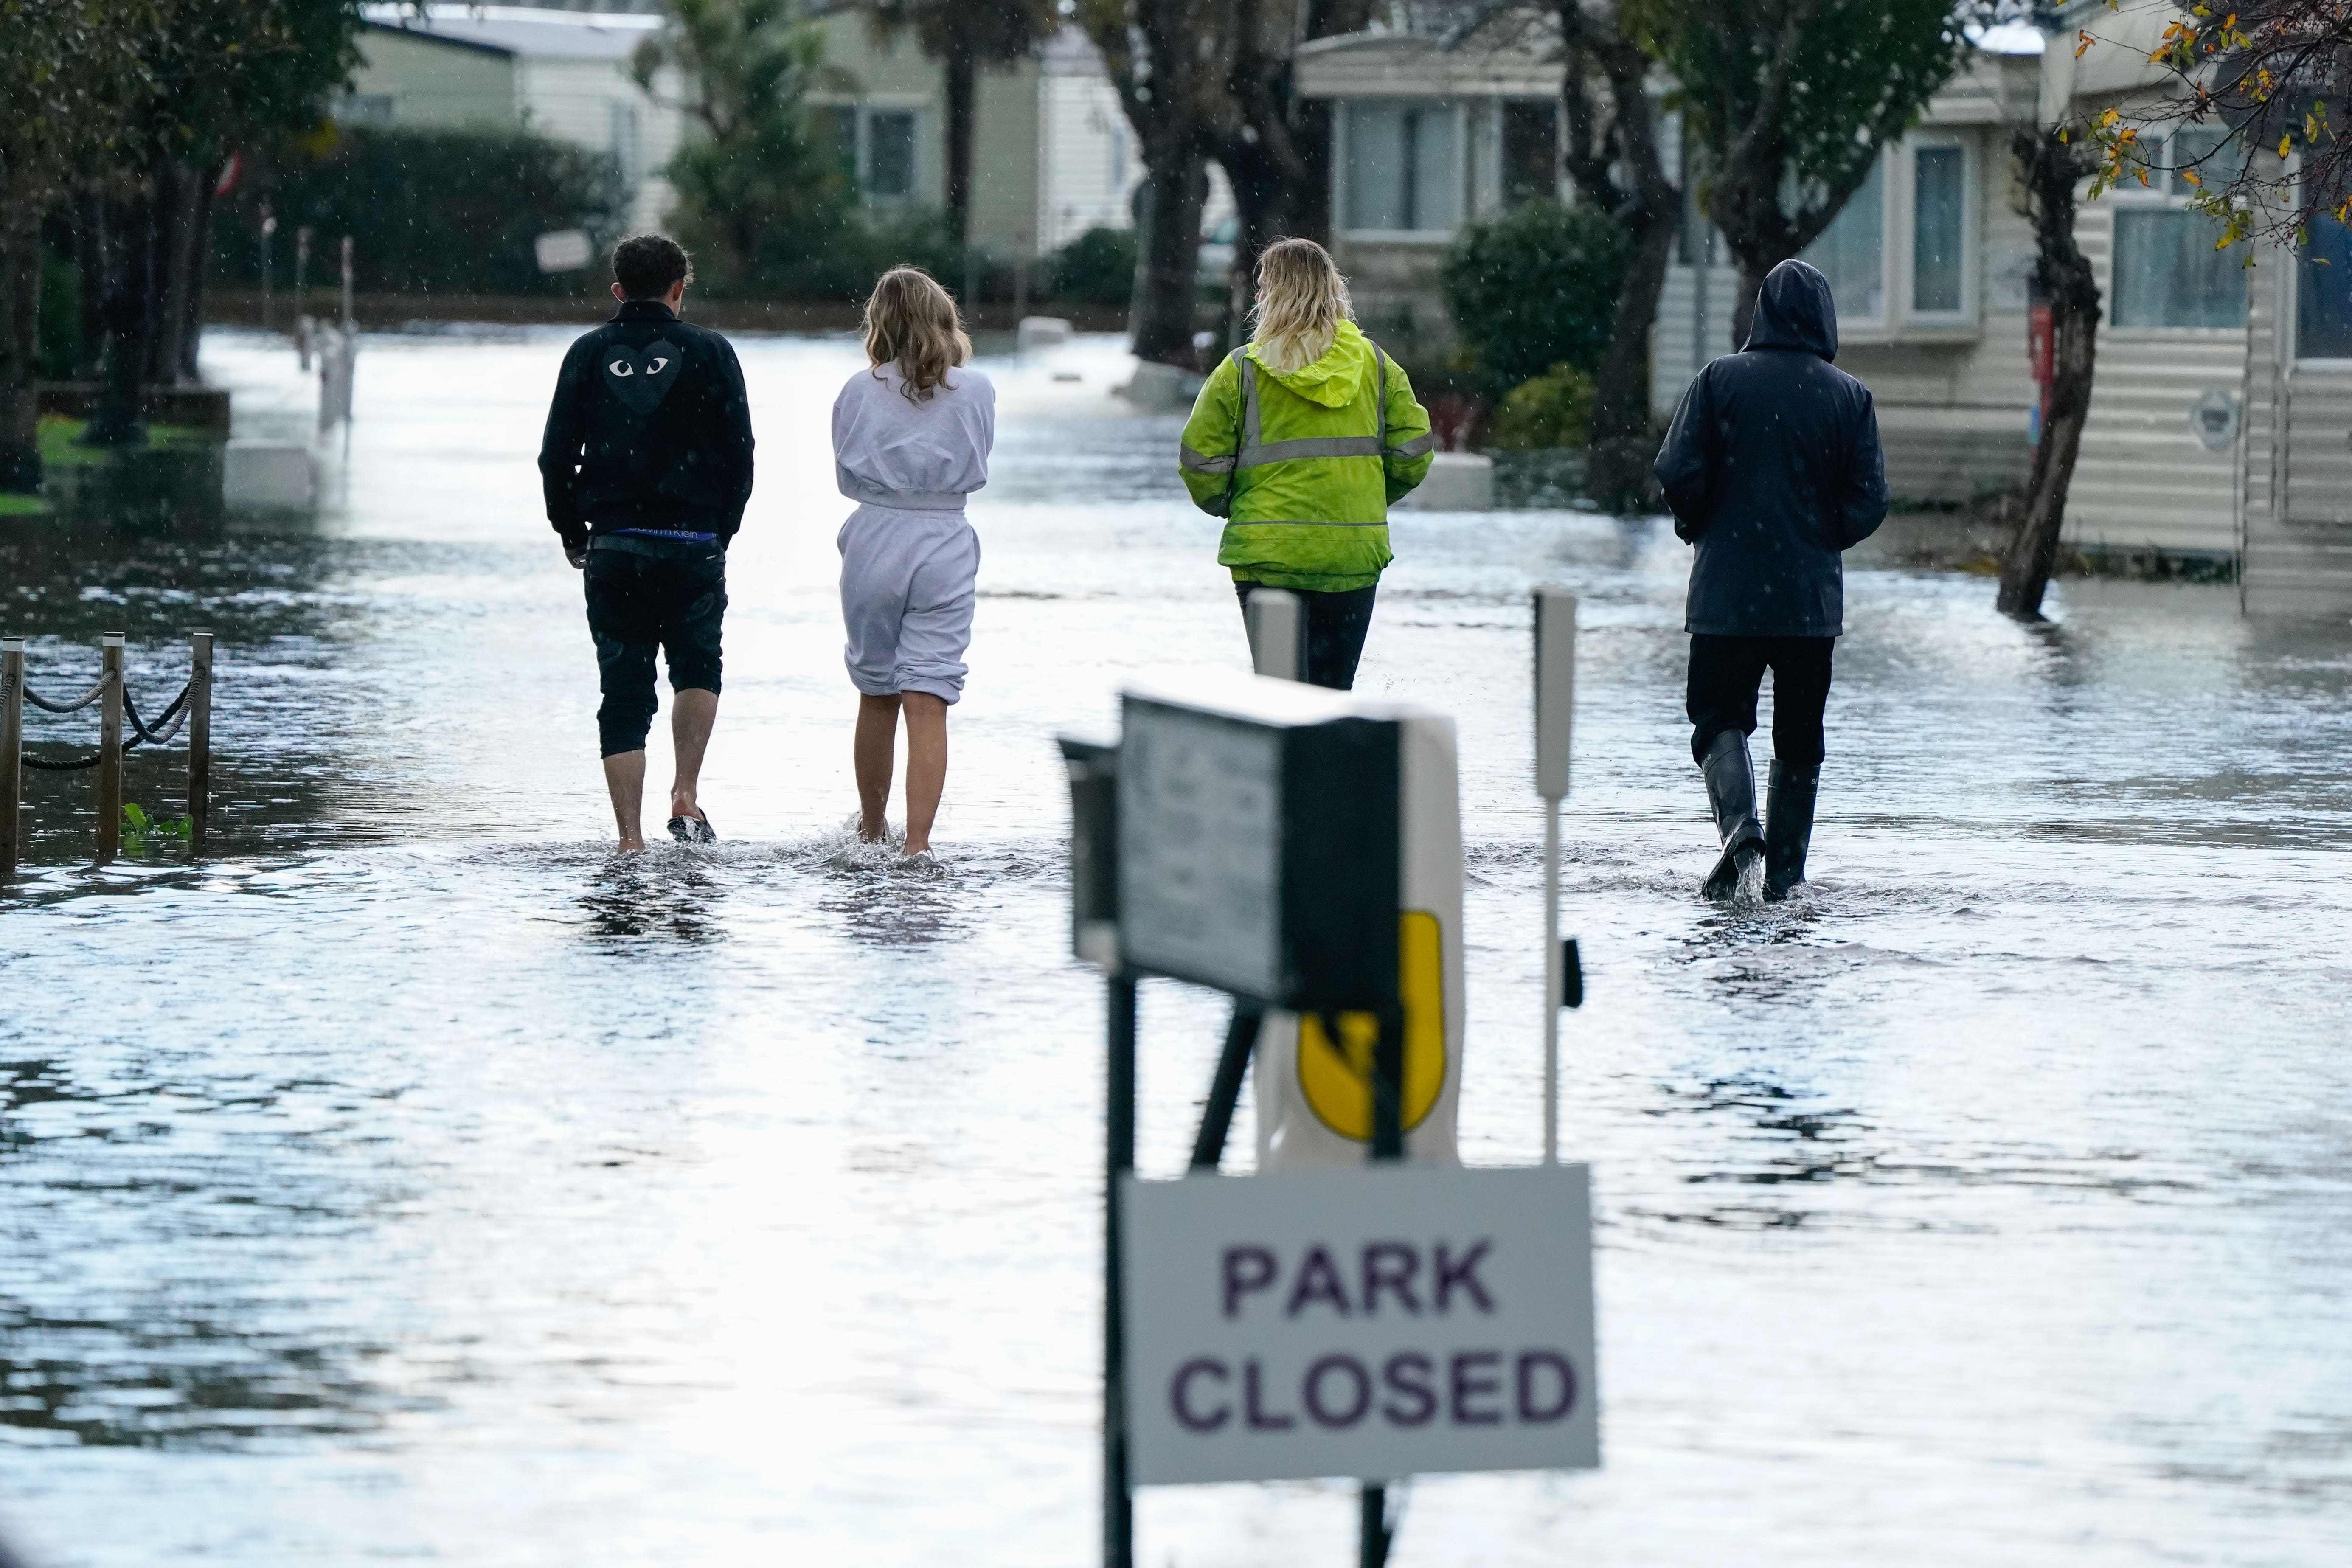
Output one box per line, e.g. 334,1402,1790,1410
1653,257,1889,901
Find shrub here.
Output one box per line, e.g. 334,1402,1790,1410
1051,225,1136,308
1441,201,1623,391
210,126,626,296
1487,363,1596,450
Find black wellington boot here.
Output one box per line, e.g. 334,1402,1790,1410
1699,730,1765,899
1764,761,1819,901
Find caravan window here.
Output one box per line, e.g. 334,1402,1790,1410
826,105,921,205
1501,101,1560,207
866,111,918,200
1912,146,1966,312
1805,156,1886,323
1346,102,1462,233
2298,216,2352,357
2113,134,2248,330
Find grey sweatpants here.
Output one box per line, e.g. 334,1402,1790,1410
838,503,979,703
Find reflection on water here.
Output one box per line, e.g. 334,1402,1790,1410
2,333,2350,1565
575,854,732,947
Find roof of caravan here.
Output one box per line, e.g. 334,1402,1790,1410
1294,31,1562,98
358,5,663,61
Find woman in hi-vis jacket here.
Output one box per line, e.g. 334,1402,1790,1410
1179,239,1433,690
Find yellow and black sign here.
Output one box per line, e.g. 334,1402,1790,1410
1296,910,1447,1140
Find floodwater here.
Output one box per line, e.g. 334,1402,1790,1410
3,328,2350,1567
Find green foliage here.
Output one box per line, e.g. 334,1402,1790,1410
210,127,626,296
1637,0,1970,254
37,253,79,380
1050,225,1136,307
637,0,880,299
1441,200,1623,390
122,802,192,849
1488,364,1597,451
854,208,964,295
141,0,365,165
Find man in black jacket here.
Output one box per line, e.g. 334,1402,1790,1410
1653,258,1888,901
540,234,754,851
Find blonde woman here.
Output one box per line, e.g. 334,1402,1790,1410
833,265,995,858
1179,238,1433,689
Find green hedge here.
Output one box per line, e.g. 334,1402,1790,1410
1441,200,1623,393
210,126,625,297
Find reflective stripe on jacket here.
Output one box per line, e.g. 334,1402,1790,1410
1177,320,1434,594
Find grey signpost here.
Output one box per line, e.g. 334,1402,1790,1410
1534,589,1576,1162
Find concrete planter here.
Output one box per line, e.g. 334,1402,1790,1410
1397,452,1495,511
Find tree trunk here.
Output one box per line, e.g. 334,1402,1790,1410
1218,135,1293,346
1728,257,1773,353
0,178,44,492
1586,209,1676,511
943,39,976,249
73,188,107,380
1291,98,1336,242
1130,155,1206,366
179,176,216,382
81,182,155,448
154,159,209,388
1997,126,2101,620
1556,13,1683,514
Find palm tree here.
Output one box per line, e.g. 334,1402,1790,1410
866,0,1058,247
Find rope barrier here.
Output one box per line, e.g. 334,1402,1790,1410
124,683,192,748
3,632,215,874
21,677,106,714
22,750,103,773
17,680,191,763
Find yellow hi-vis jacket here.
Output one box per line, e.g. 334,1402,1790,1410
1178,320,1435,594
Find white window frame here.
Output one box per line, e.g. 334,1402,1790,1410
1805,152,1894,331
1898,132,1977,329
1809,134,1981,343
1337,98,1472,244
2108,130,2251,342
815,98,930,210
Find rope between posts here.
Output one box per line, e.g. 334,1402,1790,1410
11,676,195,771
124,683,191,748
21,677,106,714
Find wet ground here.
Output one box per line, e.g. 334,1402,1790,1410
2,329,2349,1565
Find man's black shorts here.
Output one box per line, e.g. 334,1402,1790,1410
583,544,726,757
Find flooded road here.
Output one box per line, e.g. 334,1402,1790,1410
3,329,2350,1565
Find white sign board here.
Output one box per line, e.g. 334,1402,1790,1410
1121,1164,1597,1485
1118,701,1284,998
534,228,595,274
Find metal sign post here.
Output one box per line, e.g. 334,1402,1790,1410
1534,589,1576,1163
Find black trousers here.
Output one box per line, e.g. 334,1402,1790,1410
1234,582,1377,691
1686,634,1835,768
583,547,727,757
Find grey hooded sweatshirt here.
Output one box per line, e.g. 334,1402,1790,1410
1652,258,1889,638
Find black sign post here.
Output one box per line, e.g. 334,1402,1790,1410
1063,677,1408,1568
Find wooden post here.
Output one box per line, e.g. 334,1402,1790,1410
0,637,23,882
188,632,213,852
95,632,124,864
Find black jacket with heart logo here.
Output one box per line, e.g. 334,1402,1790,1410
537,299,756,550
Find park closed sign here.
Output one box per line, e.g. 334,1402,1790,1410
1120,1163,1597,1485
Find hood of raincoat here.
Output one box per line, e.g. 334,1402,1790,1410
1742,258,1838,362
1245,318,1376,408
